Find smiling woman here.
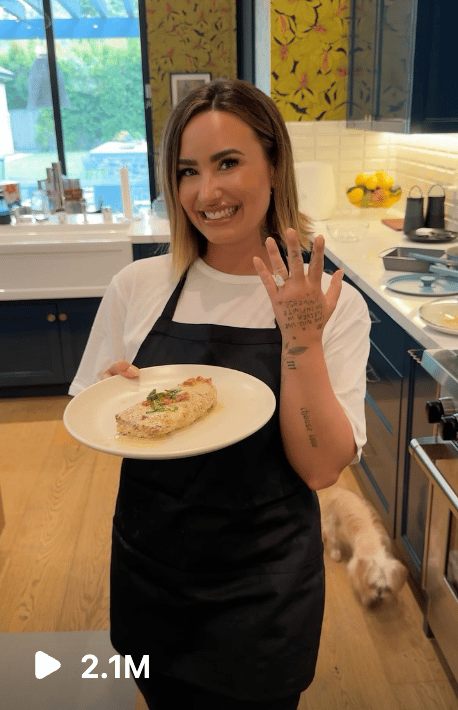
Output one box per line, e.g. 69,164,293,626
69,78,371,710
176,111,274,273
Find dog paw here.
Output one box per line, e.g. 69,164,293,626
330,549,342,562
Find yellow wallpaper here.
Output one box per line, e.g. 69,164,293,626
270,0,349,121
145,0,237,156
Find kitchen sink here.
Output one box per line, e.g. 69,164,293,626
0,221,132,300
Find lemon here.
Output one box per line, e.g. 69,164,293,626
365,174,378,190
347,187,364,204
377,173,394,189
355,173,367,186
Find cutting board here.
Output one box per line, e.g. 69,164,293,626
382,218,404,231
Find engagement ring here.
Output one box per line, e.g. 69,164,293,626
273,273,288,287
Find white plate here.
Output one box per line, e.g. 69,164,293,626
63,364,276,459
419,298,458,334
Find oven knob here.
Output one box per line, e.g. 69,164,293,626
440,414,458,440
426,397,456,423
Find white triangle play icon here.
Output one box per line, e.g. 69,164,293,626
35,651,61,679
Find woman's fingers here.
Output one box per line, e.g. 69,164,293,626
285,228,306,280
265,236,289,279
307,234,325,285
101,360,140,380
253,255,278,300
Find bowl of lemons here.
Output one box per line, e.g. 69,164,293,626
346,171,402,210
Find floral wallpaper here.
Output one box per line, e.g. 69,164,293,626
270,0,350,121
145,0,237,157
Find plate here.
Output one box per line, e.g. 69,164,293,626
385,273,458,296
63,364,276,459
407,228,458,243
419,298,458,334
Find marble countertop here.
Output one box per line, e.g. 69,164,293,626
316,218,458,351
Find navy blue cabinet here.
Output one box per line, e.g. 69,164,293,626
347,0,458,133
324,255,434,590
0,298,101,396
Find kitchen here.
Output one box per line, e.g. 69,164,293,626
2,0,458,708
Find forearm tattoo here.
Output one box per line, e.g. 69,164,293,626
300,407,318,448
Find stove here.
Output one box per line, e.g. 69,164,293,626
409,348,458,685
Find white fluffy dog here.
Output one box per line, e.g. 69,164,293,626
319,486,408,607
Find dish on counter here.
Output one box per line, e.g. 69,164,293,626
379,247,446,272
63,364,276,459
406,227,458,243
385,273,458,296
419,298,458,334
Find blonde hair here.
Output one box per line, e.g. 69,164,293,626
159,78,312,277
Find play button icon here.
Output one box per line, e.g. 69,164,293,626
35,651,61,679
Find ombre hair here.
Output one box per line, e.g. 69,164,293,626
159,78,312,277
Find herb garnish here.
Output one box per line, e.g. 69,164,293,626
145,388,180,413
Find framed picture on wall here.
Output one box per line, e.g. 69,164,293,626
170,72,212,107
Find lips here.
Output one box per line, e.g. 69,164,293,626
201,205,239,220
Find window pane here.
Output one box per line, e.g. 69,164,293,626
0,0,150,213
0,3,58,204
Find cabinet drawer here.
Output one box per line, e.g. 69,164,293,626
365,296,406,374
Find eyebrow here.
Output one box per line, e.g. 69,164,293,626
178,149,244,166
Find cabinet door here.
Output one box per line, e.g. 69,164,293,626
57,298,101,382
0,301,65,386
396,348,437,587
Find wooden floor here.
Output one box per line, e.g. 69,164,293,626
0,394,457,709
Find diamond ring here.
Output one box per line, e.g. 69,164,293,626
273,273,288,287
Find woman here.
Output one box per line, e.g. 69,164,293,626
70,78,370,709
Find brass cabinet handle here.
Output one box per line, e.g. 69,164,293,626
46,313,56,323
58,313,68,321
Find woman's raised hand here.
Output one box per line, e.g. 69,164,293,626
101,360,140,380
253,228,343,345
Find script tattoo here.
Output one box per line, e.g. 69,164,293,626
300,407,318,448
283,299,324,331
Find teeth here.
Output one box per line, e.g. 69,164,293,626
203,206,237,220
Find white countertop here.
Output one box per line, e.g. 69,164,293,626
316,218,458,350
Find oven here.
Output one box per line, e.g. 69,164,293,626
410,349,458,684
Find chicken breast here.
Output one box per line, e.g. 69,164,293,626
115,376,217,438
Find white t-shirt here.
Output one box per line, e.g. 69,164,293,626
70,253,370,456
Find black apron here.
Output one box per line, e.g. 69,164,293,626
110,267,325,702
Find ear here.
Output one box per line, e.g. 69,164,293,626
391,560,408,592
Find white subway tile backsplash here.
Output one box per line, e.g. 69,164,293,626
288,119,458,226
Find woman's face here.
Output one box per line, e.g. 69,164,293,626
177,110,274,253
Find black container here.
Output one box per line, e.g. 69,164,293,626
425,184,445,229
403,186,424,234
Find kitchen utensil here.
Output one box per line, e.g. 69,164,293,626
419,298,458,334
295,161,336,221
380,247,445,272
407,227,458,243
407,252,458,267
385,273,458,295
425,184,446,229
430,264,458,280
403,186,424,234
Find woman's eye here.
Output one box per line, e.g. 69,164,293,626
177,167,197,180
220,158,239,170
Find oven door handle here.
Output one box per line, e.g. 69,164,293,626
409,437,458,516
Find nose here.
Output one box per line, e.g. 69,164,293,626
195,171,222,208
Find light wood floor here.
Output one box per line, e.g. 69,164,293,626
1,394,457,709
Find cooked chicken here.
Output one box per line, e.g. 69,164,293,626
115,376,217,438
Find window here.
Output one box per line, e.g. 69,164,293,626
0,0,153,213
